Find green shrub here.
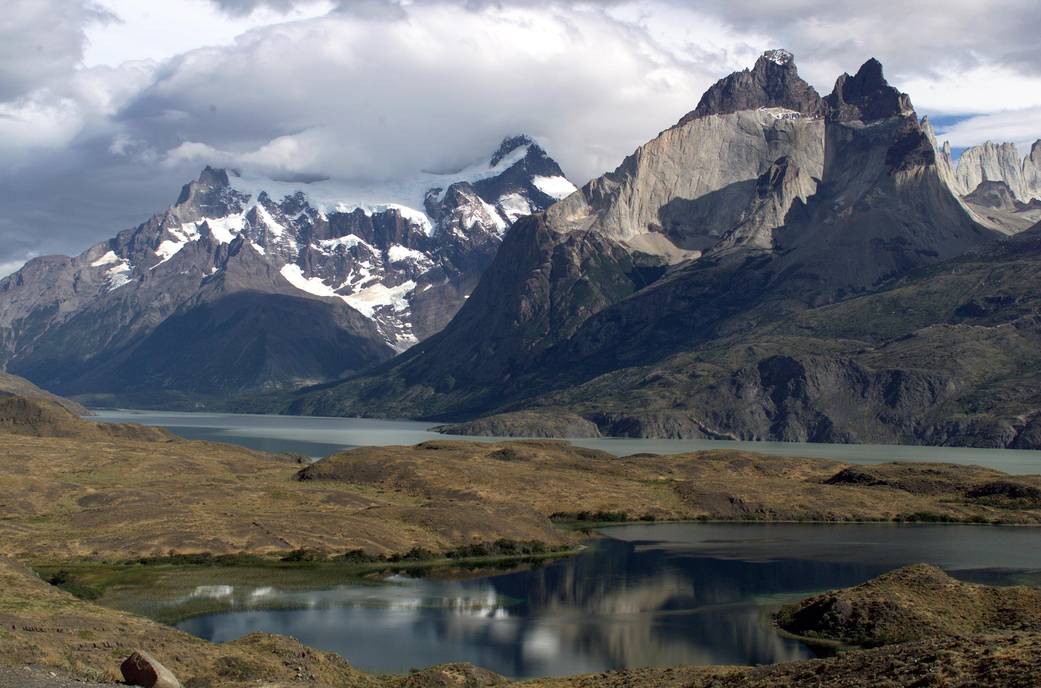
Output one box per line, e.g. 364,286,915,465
279,548,326,562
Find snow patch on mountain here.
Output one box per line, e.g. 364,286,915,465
387,244,432,266
254,203,287,237
533,175,578,200
90,251,120,268
763,48,794,66
318,234,372,253
342,280,416,319
104,260,133,291
227,142,536,233
153,224,202,267
280,264,337,298
202,213,246,243
497,193,533,223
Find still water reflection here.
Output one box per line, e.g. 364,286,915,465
176,523,1041,678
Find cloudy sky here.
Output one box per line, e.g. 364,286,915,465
2,0,1041,276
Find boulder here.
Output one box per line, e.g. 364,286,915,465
120,651,182,688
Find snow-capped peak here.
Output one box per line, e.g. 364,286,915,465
98,135,573,352
490,135,535,166
762,49,794,66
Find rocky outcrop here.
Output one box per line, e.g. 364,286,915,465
925,127,1041,231
0,395,173,441
954,140,1041,202
434,411,601,438
400,663,507,688
709,155,819,252
120,651,182,688
0,371,87,415
823,58,913,123
1026,140,1041,198
776,564,1041,646
770,70,991,295
965,180,1022,210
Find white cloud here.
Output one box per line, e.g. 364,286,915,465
1,0,1041,271
124,4,717,186
82,0,336,67
937,108,1041,153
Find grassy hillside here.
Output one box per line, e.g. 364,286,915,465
5,397,1041,563
0,370,88,415
776,564,1041,646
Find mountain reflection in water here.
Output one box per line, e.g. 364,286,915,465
178,523,1041,678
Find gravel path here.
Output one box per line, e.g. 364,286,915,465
0,666,121,687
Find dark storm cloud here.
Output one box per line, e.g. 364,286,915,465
0,0,115,101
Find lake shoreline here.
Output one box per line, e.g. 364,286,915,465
93,407,1041,473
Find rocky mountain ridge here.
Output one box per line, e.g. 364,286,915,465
291,52,1041,449
949,139,1041,202
929,135,1041,233
0,136,575,406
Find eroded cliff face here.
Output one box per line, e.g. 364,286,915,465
550,108,825,254
953,140,1041,202
925,136,1041,234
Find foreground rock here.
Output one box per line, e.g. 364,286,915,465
120,651,181,688
776,564,1041,646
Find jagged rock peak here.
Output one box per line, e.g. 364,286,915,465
825,58,914,123
199,165,231,188
680,49,824,124
954,140,1041,201
175,166,229,205
491,135,537,166
172,166,247,223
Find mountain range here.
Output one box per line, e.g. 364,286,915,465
288,51,1041,449
2,50,1040,448
0,136,574,408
